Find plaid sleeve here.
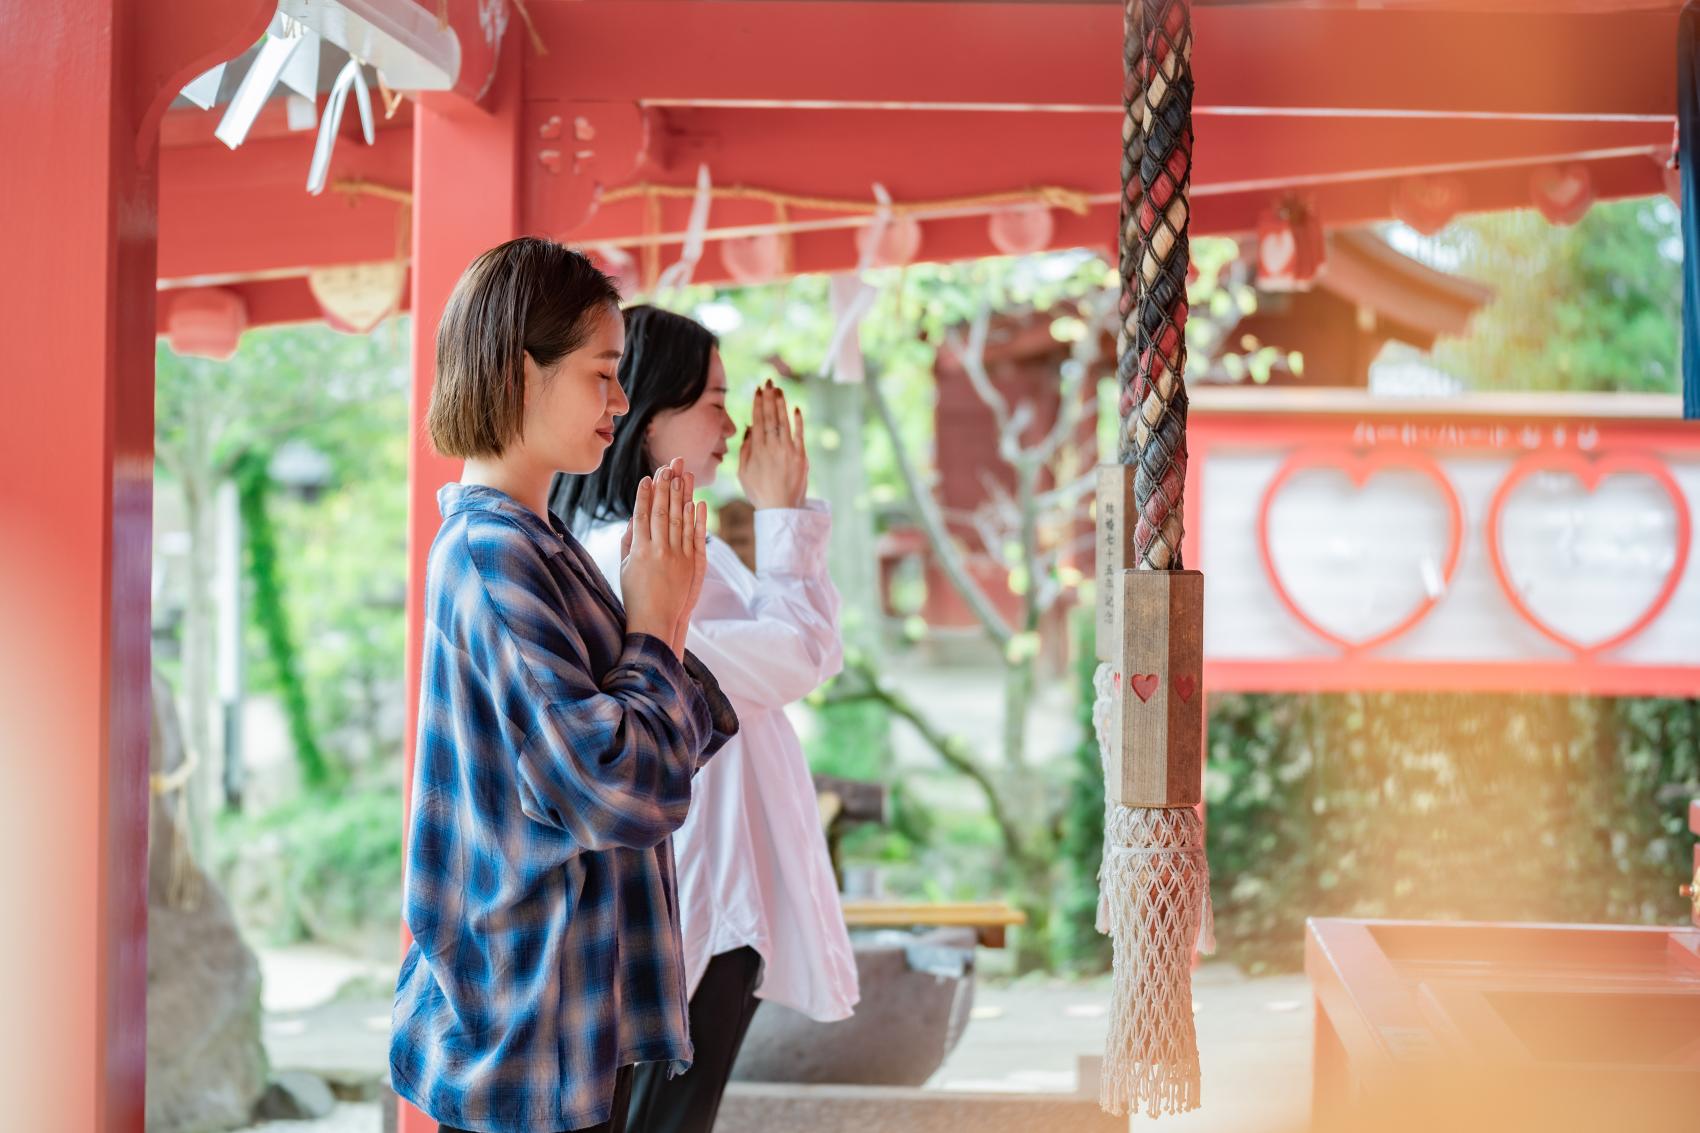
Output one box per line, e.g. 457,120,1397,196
682,649,739,772
465,517,711,851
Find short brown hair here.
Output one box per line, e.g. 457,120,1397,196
427,237,621,458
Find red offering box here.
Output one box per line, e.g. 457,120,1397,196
1307,919,1700,1133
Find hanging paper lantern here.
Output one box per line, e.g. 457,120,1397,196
1530,163,1594,227
1255,198,1325,291
854,213,922,268
1391,175,1467,236
308,262,407,333
165,288,247,359
988,203,1055,257
721,231,787,285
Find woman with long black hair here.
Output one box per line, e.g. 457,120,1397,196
552,305,858,1133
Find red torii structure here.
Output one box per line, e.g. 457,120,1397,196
0,1,1683,1129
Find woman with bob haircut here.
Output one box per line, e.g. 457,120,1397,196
553,306,857,1133
390,239,739,1133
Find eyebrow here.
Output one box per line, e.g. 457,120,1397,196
594,350,623,361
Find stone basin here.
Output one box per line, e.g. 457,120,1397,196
731,928,977,1086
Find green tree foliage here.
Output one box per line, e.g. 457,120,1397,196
1423,197,1682,392
1206,693,1699,973
233,450,335,792
156,321,409,798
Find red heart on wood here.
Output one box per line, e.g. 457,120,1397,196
1257,448,1464,655
1174,675,1196,702
1130,674,1160,702
1486,452,1691,656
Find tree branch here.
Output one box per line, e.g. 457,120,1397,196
1036,468,1097,513
949,303,1011,434
823,656,1032,866
865,364,1014,648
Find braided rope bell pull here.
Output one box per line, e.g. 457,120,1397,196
1122,0,1191,572
1097,0,1208,1119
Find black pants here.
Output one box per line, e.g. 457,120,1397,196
438,1064,633,1133
625,947,763,1133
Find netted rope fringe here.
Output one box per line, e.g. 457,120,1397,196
1092,664,1117,936
1101,805,1208,1117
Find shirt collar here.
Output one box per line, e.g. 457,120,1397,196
438,482,572,557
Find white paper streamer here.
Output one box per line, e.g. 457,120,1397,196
654,164,714,298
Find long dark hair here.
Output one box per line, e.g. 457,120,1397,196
550,304,718,530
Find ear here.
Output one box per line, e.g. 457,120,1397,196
521,351,545,407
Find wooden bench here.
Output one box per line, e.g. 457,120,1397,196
840,899,1027,950
814,775,1026,948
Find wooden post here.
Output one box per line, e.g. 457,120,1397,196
1105,569,1204,808
0,1,270,1128
1097,462,1203,806
1096,463,1138,661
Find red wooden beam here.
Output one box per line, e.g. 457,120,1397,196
158,109,412,283
526,2,1676,120
636,108,1668,195
155,275,416,337
156,99,1667,286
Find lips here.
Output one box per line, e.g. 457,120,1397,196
595,427,615,443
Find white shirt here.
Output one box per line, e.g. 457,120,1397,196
581,502,860,1022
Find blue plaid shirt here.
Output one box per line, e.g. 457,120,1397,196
391,484,737,1133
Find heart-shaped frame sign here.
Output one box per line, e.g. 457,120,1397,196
1486,452,1692,656
1257,448,1465,654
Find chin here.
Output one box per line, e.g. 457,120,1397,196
559,447,607,475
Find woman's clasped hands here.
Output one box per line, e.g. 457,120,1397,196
620,457,708,658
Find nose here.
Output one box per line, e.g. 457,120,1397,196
610,379,630,417
720,407,737,439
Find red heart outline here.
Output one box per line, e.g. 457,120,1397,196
1257,448,1465,655
1131,674,1160,702
1174,675,1197,702
1486,451,1692,657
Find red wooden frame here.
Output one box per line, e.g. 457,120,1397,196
1189,402,1700,695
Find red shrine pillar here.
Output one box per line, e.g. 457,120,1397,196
0,1,268,1128
398,29,525,1133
